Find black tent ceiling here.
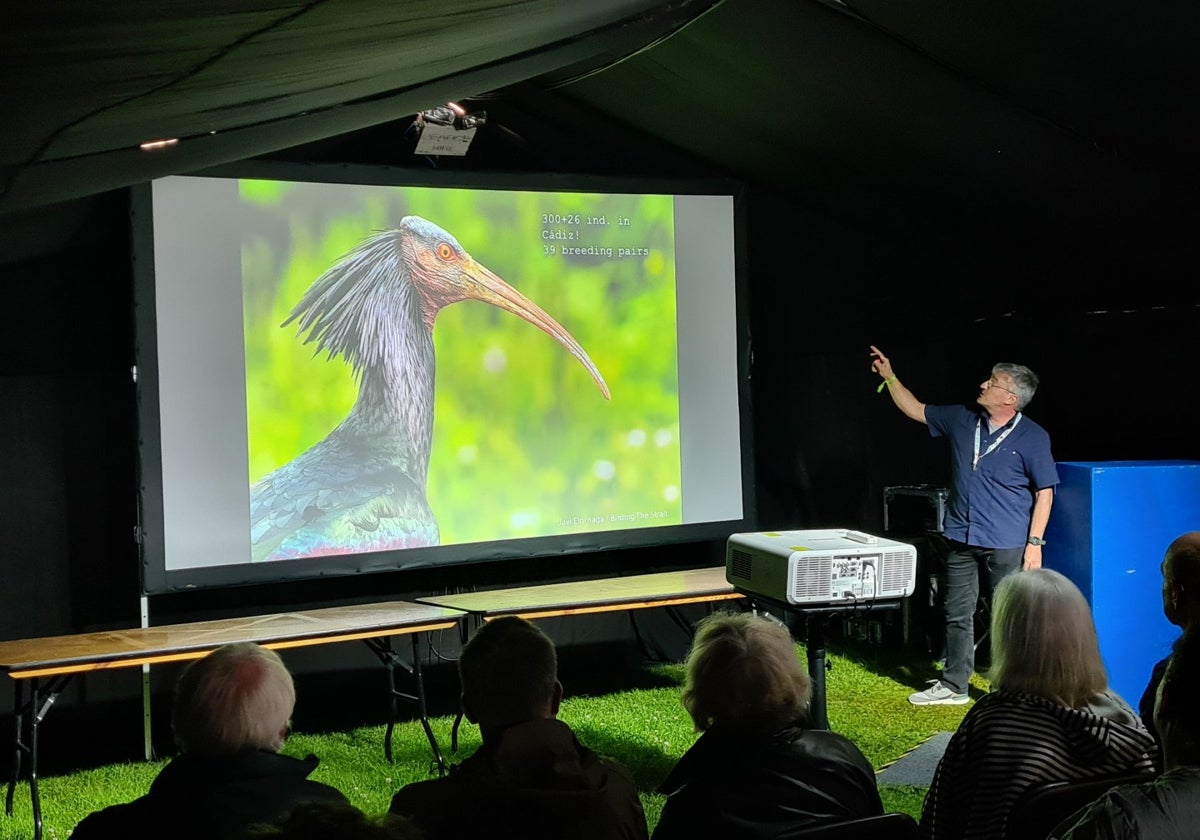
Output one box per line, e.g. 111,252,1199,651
558,0,1200,241
0,0,718,212
4,0,1200,267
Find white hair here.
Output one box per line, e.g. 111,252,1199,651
171,642,295,755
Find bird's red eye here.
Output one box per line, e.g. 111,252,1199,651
436,243,454,260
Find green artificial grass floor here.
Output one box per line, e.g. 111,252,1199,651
0,638,986,840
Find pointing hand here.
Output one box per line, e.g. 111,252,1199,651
869,345,893,379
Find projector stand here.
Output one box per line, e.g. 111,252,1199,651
783,607,841,730
803,611,832,730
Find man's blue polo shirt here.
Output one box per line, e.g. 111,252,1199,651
925,404,1059,550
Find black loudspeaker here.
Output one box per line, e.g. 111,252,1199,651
881,485,950,657
904,532,949,658
883,484,948,534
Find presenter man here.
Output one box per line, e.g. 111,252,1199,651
870,346,1058,705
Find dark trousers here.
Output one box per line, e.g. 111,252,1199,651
941,542,1023,693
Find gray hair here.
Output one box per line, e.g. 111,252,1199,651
172,642,295,755
993,363,1039,411
989,569,1107,708
681,610,812,732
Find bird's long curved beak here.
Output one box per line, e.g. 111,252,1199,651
462,260,611,400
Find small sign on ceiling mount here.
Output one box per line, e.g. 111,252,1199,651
413,123,476,156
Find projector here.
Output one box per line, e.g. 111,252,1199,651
726,529,917,607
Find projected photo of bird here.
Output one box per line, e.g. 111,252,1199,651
248,215,611,563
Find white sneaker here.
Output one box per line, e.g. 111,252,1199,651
908,680,969,706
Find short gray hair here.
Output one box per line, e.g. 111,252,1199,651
989,569,1107,707
681,610,812,732
172,642,295,755
993,363,1039,411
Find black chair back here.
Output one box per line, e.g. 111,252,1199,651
775,812,920,839
1005,772,1154,839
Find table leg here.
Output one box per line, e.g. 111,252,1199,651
364,636,446,776
5,675,70,840
410,634,445,776
5,679,23,818
378,638,399,764
29,678,42,840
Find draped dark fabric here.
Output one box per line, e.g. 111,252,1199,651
0,0,720,211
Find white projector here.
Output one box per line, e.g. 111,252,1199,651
726,529,917,606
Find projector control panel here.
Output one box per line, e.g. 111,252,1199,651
831,555,878,599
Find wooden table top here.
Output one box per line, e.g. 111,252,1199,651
416,566,743,619
0,601,464,678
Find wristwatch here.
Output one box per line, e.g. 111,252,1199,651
1027,536,1047,546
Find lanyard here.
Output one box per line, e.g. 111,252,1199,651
973,413,1021,471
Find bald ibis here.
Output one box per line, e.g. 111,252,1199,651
249,216,609,562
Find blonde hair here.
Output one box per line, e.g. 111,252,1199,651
172,642,295,755
681,610,812,732
989,569,1107,707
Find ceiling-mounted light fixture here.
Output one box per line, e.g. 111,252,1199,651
413,102,486,156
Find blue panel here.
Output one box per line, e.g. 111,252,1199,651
1044,460,1200,713
1046,464,1097,601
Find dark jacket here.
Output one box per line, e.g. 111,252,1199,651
651,721,884,840
1138,654,1169,772
69,750,347,840
1049,766,1200,840
389,717,648,840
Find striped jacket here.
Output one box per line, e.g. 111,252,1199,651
919,690,1156,840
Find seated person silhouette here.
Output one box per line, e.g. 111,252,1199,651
920,569,1155,840
1050,625,1200,839
652,610,883,840
248,800,421,840
70,642,347,840
1138,530,1200,771
388,615,648,840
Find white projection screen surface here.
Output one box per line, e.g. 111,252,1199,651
133,165,754,593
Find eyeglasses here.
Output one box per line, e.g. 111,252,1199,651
987,378,1017,396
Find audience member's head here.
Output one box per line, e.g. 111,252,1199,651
680,610,811,733
172,642,296,755
248,800,422,840
1162,531,1200,629
989,568,1107,709
1155,627,1200,770
458,616,561,734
